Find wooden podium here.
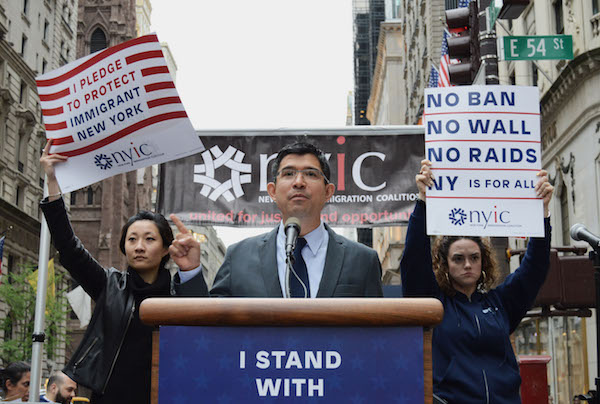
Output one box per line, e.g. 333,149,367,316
140,298,443,404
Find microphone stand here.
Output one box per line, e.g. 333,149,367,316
285,252,294,298
580,247,600,404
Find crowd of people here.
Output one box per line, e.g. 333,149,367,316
0,141,555,403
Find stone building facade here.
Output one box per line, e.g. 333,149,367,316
0,0,78,369
368,0,600,401
501,3,600,402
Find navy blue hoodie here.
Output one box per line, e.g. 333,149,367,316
401,201,551,404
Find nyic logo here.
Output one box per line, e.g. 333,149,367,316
448,206,511,229
94,153,113,170
194,145,252,202
448,208,467,225
94,142,156,170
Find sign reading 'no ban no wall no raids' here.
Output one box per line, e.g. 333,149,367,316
36,33,204,193
423,85,543,237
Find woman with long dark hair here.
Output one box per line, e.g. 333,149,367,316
39,140,199,403
0,361,30,402
401,159,554,404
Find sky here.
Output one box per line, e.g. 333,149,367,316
150,0,355,246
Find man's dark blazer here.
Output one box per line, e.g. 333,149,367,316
175,224,383,297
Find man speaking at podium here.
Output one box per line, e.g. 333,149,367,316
170,142,383,298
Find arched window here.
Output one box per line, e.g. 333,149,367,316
90,28,107,53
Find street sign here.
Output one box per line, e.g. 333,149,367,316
499,35,574,60
487,0,503,31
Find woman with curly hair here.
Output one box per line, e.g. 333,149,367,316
400,159,554,404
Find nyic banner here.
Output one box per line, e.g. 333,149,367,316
36,33,203,193
159,128,424,227
423,85,543,237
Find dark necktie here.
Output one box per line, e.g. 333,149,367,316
290,237,309,298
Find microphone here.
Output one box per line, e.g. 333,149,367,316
284,217,301,256
570,223,600,250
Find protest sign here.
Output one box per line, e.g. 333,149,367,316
159,128,424,227
36,34,203,193
423,85,543,237
158,325,424,402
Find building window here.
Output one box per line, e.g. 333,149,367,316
23,0,29,14
87,187,94,205
594,0,599,15
19,80,27,105
43,19,49,40
531,62,538,86
71,190,77,205
42,59,47,74
445,0,459,9
554,0,564,34
560,181,569,245
21,35,27,57
7,255,14,284
16,185,24,207
17,133,28,173
3,122,8,151
90,28,108,53
509,70,516,85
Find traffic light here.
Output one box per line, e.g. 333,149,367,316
445,1,480,85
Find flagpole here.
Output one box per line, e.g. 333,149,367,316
29,177,52,403
0,226,13,237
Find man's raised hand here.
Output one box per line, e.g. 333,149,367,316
169,214,201,271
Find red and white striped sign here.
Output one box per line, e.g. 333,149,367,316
36,33,203,193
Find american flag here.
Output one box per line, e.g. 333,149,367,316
428,66,439,88
438,31,451,87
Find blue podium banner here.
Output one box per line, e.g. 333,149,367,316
158,326,424,403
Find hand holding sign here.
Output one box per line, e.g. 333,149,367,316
169,214,201,271
416,159,434,201
535,170,554,218
40,139,69,201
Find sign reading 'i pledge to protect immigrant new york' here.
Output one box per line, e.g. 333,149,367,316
36,34,204,193
423,86,543,237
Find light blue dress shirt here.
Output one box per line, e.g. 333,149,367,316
276,221,329,298
178,222,330,298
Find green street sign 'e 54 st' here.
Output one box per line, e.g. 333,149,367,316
500,35,573,61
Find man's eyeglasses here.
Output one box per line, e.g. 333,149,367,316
277,168,329,183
